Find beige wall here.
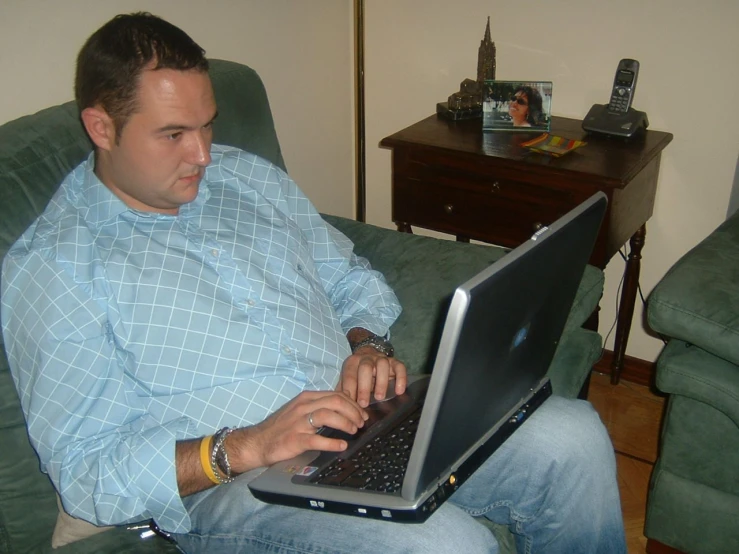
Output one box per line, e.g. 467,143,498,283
0,0,355,218
3,1,738,363
364,0,739,362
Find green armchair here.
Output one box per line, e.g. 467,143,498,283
0,59,604,552
645,210,739,554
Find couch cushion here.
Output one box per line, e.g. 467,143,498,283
548,328,602,396
655,339,739,429
647,388,739,553
0,343,60,551
648,211,739,366
207,60,286,172
658,389,739,497
646,462,739,554
0,103,92,275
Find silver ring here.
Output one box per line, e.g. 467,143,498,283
308,411,318,429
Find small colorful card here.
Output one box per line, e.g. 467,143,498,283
521,133,587,157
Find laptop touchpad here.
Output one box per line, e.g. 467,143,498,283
369,380,398,405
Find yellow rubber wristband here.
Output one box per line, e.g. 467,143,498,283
200,436,220,485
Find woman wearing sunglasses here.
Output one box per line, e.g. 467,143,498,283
509,85,544,127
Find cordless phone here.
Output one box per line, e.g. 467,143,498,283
582,58,648,139
607,59,639,114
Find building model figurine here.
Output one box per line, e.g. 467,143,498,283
438,17,497,120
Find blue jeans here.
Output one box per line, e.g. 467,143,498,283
173,397,626,553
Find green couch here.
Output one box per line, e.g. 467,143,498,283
645,211,739,554
0,59,604,553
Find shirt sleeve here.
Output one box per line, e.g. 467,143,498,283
1,241,196,533
271,166,402,337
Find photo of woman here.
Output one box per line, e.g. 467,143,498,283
483,81,552,131
508,86,543,127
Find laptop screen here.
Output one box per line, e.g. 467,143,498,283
406,193,607,498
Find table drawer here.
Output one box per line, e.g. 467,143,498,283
400,147,576,196
392,177,575,247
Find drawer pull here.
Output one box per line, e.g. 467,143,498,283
491,181,501,192
532,222,544,232
444,204,454,214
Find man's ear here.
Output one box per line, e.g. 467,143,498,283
80,106,116,152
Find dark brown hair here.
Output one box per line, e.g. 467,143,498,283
75,12,209,139
513,85,544,126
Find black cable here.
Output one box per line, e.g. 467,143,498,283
616,246,668,345
600,249,626,359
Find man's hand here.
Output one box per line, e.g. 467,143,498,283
225,391,368,474
337,347,407,408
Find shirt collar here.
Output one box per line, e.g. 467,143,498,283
79,152,211,225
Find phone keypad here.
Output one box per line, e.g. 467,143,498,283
609,88,631,112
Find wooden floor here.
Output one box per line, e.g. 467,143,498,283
588,371,666,554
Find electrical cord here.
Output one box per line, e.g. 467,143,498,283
616,248,668,345
597,246,668,368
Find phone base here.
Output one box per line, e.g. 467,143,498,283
582,104,649,139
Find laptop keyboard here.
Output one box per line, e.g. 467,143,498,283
310,406,422,493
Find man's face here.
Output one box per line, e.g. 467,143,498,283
99,68,217,214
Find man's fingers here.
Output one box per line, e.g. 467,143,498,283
392,360,408,395
340,370,358,401
338,349,410,409
372,357,408,401
307,434,350,453
372,356,392,400
309,394,367,427
251,391,370,467
308,406,360,435
356,356,376,407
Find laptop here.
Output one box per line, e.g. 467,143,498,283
249,192,607,522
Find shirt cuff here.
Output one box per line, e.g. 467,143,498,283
341,316,392,340
125,418,197,533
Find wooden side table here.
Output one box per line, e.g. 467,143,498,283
380,115,672,385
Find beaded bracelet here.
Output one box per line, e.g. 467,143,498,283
210,427,235,484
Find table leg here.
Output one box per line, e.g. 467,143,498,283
610,224,646,385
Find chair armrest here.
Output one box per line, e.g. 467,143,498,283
648,211,739,367
656,340,739,429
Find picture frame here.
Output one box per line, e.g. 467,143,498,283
482,80,553,132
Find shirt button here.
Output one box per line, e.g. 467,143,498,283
247,299,256,307
283,346,292,355
211,249,219,257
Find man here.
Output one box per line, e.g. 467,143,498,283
1,12,626,553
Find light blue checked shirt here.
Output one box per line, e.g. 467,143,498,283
1,145,401,532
